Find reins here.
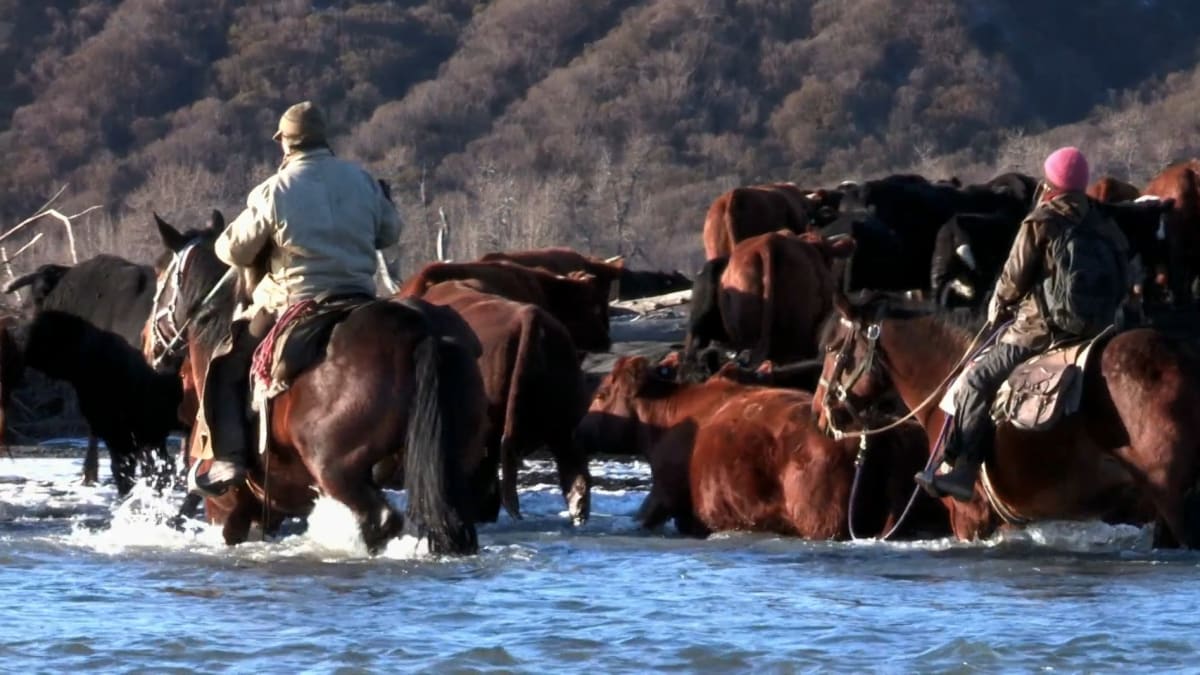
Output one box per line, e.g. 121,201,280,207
824,311,1005,541
149,243,235,369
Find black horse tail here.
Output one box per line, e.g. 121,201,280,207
402,333,478,555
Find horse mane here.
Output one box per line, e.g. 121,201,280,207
819,290,986,355
173,228,237,352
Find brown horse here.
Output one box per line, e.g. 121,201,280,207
576,355,948,539
147,216,487,554
419,281,591,525
812,292,1199,546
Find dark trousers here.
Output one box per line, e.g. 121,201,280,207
948,342,1037,465
207,312,275,464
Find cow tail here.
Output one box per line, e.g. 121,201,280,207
724,189,745,256
499,309,538,519
759,241,776,362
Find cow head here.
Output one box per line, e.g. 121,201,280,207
3,264,71,310
799,232,857,268
575,355,675,455
549,272,612,352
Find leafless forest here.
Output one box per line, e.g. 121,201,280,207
3,0,1200,278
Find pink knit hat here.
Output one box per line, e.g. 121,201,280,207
1043,147,1089,192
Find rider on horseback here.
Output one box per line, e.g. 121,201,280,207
916,147,1131,502
189,100,403,498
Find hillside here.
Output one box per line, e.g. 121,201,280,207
2,0,1200,274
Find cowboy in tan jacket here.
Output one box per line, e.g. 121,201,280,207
191,101,402,498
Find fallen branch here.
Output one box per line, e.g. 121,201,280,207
610,289,692,314
0,186,100,264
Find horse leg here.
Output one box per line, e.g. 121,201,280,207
221,493,256,546
548,434,591,526
82,434,99,486
314,459,402,554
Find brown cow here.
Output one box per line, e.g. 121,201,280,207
420,281,591,525
480,248,622,301
702,182,813,260
575,356,947,539
480,248,693,301
1145,160,1200,306
718,231,855,364
399,261,611,351
1087,176,1141,203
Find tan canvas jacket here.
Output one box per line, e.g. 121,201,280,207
216,148,402,318
992,191,1129,350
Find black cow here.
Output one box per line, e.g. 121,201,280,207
818,210,910,291
931,197,1177,312
23,311,182,495
681,257,730,373
5,251,174,485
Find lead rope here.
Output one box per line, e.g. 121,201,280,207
843,320,1008,541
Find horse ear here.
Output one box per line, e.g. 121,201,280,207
613,356,650,393
833,288,853,319
154,213,188,253
209,209,226,232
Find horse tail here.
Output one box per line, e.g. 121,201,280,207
402,333,478,555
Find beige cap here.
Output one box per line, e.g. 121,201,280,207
272,101,327,143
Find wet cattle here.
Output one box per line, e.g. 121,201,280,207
1144,160,1200,306
399,261,611,352
929,198,1176,311
717,232,855,365
419,281,591,526
23,311,181,495
702,183,812,260
480,248,691,301
4,252,168,484
575,356,947,539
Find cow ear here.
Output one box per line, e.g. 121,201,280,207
154,213,189,253
209,209,226,233
825,234,857,260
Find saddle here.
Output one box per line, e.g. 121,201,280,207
939,328,1113,431
990,329,1112,431
252,293,376,404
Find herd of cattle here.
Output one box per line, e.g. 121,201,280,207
4,158,1200,545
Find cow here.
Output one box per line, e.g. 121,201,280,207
1144,160,1200,306
681,256,729,369
701,182,812,260
22,310,182,495
1088,176,1141,204
4,252,167,485
929,197,1176,313
575,356,948,539
817,209,908,291
419,281,591,526
479,247,692,301
398,261,611,352
715,231,855,365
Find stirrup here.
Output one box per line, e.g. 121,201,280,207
913,468,946,498
186,459,244,498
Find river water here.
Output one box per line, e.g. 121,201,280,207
1,454,1198,672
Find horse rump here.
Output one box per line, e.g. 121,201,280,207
402,333,481,555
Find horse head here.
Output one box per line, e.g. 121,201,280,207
146,210,233,369
812,291,907,436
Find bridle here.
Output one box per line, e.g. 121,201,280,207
818,315,886,440
147,241,234,369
